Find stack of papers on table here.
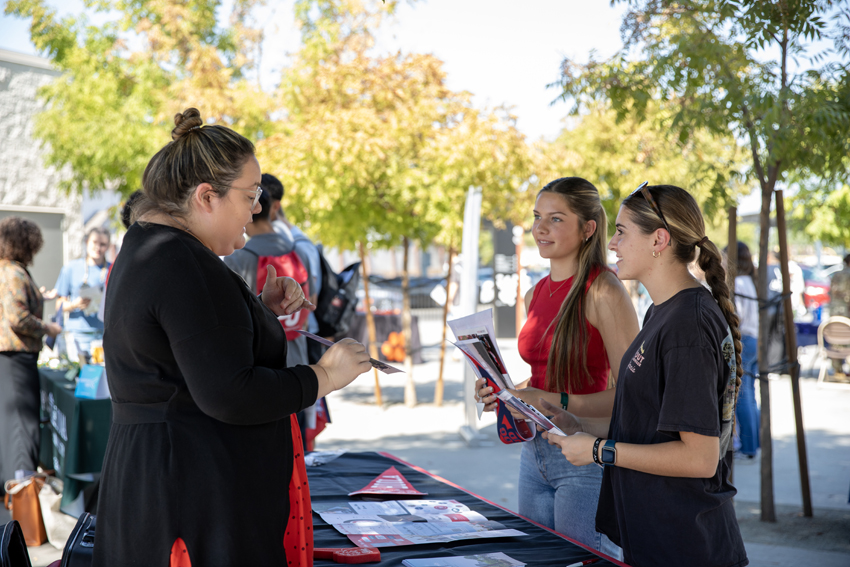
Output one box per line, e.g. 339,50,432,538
313,499,526,548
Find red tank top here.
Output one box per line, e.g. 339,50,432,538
517,266,611,394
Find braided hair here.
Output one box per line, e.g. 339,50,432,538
622,185,743,397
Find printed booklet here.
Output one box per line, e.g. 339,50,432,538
448,309,567,438
312,499,526,548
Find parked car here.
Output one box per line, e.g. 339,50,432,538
801,265,839,310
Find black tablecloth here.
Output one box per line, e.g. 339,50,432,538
340,313,423,364
308,451,626,567
38,368,112,511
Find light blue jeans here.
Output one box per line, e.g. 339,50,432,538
519,434,622,559
735,334,760,456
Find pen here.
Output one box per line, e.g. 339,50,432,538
565,559,601,567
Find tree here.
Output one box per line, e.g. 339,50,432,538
541,102,748,235
259,0,536,406
5,0,272,196
420,104,537,405
551,0,850,521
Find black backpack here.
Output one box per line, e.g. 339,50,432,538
295,237,361,337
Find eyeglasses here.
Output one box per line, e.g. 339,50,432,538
211,183,263,208
630,181,671,235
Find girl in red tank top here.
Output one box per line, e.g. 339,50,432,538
518,265,611,395
475,178,638,556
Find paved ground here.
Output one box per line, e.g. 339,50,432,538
16,326,850,566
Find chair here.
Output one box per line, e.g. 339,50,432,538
816,316,850,387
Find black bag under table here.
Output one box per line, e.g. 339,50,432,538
307,451,627,567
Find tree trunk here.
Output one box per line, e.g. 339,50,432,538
435,244,455,406
402,236,417,407
756,181,776,523
775,190,813,517
358,241,382,407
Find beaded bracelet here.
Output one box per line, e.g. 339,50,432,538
592,437,603,468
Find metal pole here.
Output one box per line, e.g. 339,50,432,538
459,187,484,444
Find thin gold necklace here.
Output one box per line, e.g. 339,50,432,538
165,213,196,237
548,276,570,297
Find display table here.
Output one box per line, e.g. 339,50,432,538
308,452,627,567
340,313,423,364
38,368,112,511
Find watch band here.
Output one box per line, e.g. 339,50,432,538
592,437,603,468
601,439,617,466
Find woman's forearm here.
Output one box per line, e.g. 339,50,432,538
568,388,616,418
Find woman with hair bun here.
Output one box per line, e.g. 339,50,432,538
94,108,372,567
543,183,748,567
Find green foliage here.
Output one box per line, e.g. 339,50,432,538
259,0,536,254
552,0,850,209
5,0,272,196
540,103,748,235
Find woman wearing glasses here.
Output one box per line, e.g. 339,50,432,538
94,108,372,567
542,184,748,567
475,177,638,555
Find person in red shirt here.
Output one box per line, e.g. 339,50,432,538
476,177,638,556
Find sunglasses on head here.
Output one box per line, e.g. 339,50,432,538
630,181,671,235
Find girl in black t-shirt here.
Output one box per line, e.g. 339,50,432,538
541,183,748,567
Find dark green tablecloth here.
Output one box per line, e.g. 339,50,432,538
38,368,112,511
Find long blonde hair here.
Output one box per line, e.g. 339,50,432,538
539,177,608,393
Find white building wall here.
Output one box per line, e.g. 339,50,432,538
0,48,82,265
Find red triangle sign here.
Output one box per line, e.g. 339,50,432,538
348,466,428,497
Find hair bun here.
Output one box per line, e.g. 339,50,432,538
172,108,203,141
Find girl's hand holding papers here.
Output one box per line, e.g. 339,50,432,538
543,430,597,467
473,377,499,412
539,398,583,435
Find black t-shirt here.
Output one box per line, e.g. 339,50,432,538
596,286,748,567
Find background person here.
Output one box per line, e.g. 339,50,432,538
543,183,748,567
223,187,311,369
828,254,850,377
0,217,62,492
94,108,371,567
54,226,111,357
476,177,638,555
264,172,326,446
726,241,760,459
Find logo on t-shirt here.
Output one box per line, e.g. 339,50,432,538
719,329,738,455
627,341,645,374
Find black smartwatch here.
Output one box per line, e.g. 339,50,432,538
601,439,617,466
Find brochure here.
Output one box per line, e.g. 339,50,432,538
448,310,566,438
402,552,526,567
313,499,526,548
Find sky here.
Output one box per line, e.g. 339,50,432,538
0,0,629,142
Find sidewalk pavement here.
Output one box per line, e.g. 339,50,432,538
20,335,850,566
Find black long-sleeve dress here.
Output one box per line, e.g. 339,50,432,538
94,223,318,567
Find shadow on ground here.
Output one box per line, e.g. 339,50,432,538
735,501,850,553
